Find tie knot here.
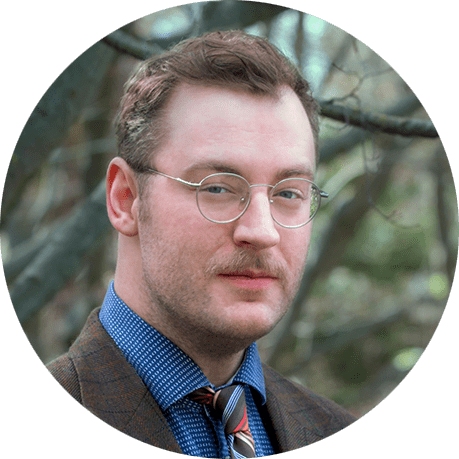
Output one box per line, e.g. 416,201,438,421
188,386,217,406
189,384,244,416
188,384,256,458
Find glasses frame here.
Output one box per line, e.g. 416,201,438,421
139,168,329,228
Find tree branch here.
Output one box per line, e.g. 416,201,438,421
10,181,110,323
102,2,289,61
102,29,438,140
319,94,422,162
102,29,163,60
319,99,438,138
2,41,117,225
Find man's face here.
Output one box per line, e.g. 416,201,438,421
136,84,316,353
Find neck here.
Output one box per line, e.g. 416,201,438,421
114,283,247,387
185,346,246,387
147,315,248,387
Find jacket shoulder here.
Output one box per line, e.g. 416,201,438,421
46,307,108,405
47,352,82,403
263,364,356,439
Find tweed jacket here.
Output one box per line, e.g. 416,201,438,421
47,309,356,454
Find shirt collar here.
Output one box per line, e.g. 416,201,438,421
99,281,267,410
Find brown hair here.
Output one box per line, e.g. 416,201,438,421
115,30,319,173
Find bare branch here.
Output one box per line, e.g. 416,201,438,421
330,63,394,103
102,29,163,60
102,3,289,60
2,42,117,225
319,99,438,138
10,181,110,323
319,94,421,162
102,29,438,140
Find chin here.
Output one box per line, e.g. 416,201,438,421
219,301,286,341
193,306,285,357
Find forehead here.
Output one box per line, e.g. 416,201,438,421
156,84,316,180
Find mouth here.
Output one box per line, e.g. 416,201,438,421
217,271,278,289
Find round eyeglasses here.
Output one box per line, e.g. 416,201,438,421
140,168,329,228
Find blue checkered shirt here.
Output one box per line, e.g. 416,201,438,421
99,282,275,458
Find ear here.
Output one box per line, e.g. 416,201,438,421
106,157,140,237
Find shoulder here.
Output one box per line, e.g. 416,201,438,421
262,364,356,432
47,352,82,403
45,308,111,404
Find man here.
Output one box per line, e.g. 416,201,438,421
48,30,355,457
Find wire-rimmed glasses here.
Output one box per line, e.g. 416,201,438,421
140,168,328,228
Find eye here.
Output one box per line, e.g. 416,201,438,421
276,189,302,200
273,187,306,200
272,178,313,203
200,184,232,194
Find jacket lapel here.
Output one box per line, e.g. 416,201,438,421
263,365,325,452
69,309,182,453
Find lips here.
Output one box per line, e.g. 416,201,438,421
217,271,278,289
221,270,276,278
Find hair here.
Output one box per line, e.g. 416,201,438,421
115,30,319,175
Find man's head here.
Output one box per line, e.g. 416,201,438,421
107,31,320,365
115,30,319,180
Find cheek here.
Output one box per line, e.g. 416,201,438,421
281,228,312,264
162,216,227,261
166,200,212,235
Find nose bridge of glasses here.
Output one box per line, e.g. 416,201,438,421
244,184,276,222
249,183,274,189
248,183,275,200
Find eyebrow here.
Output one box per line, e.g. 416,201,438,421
275,167,315,182
184,160,315,182
184,161,241,176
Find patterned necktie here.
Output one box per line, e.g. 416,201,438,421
189,384,256,458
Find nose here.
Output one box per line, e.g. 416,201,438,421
232,189,280,250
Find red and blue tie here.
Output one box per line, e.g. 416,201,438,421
189,385,256,458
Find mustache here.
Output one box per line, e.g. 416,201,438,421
204,250,287,281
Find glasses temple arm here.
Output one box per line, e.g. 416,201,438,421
142,168,201,188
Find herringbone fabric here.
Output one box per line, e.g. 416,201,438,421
190,385,256,458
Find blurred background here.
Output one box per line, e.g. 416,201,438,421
1,1,457,418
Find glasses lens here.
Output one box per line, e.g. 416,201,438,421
197,174,250,223
270,179,320,228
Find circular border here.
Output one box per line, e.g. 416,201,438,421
1,1,457,457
